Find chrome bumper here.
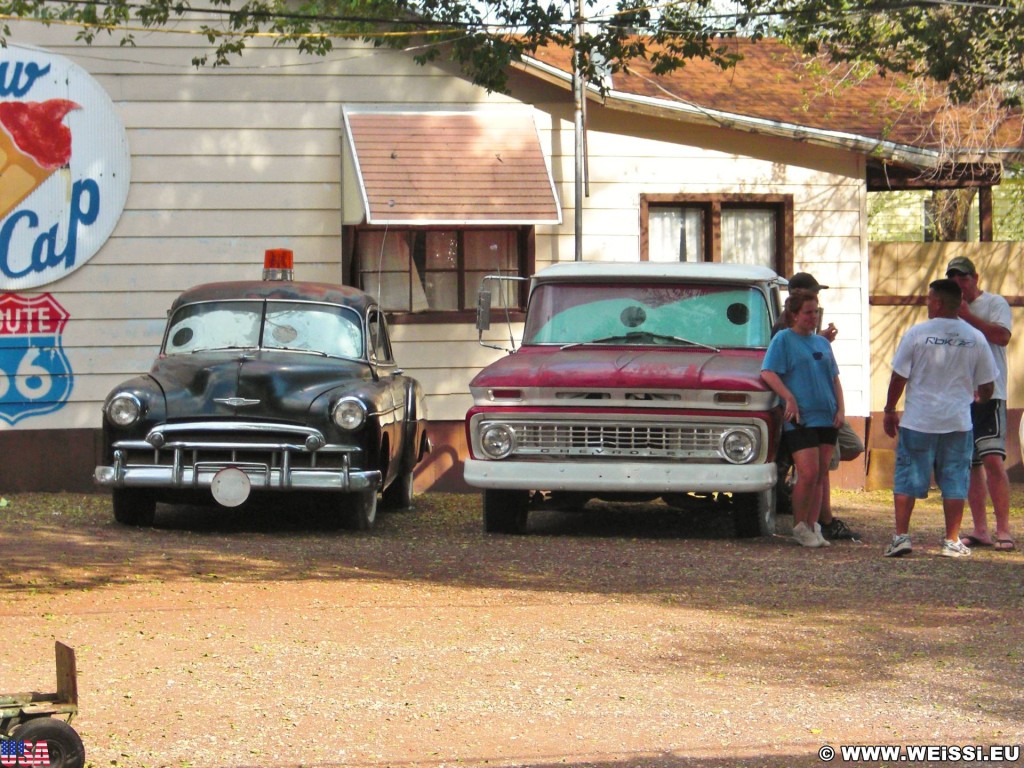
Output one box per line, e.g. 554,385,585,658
95,443,381,494
464,458,776,493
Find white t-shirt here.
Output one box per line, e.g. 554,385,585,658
969,291,1012,400
891,317,997,434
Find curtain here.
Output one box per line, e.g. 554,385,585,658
722,209,776,267
649,207,703,262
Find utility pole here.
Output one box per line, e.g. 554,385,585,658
572,1,585,261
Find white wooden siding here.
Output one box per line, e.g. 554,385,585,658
2,23,869,434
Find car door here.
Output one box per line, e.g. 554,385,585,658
367,307,406,482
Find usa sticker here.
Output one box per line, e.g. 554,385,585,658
0,739,51,766
0,292,72,424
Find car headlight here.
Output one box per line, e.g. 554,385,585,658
106,393,142,427
480,423,515,459
720,428,757,464
332,397,367,430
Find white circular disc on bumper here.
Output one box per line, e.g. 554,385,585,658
211,467,251,507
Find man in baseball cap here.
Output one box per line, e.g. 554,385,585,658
945,255,1014,551
945,256,976,277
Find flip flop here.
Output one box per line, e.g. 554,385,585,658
960,535,993,547
994,538,1015,552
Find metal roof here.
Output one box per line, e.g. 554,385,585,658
343,109,562,226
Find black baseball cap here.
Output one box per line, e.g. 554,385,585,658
787,272,829,292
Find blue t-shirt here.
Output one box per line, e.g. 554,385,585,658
762,329,839,429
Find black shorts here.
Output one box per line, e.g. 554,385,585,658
783,425,839,455
970,398,1007,464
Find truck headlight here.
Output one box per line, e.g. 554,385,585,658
332,397,367,430
480,423,515,459
720,428,757,464
106,394,142,427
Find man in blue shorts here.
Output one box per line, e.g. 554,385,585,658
881,279,997,558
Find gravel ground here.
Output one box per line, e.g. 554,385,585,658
1,488,1022,768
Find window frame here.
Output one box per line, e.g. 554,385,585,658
639,194,794,276
347,225,535,325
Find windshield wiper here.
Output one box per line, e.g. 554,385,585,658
263,346,330,357
562,331,720,352
189,345,257,354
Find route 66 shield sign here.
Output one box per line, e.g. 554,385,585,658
0,293,72,424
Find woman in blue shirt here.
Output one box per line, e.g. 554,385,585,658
762,289,845,548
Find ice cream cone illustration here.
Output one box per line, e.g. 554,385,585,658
0,99,80,221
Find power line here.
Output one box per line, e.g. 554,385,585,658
4,0,1018,46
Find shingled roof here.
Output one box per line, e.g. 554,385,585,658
520,38,1024,186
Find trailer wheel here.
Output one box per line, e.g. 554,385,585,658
14,718,85,768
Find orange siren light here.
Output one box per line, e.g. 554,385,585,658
263,248,294,281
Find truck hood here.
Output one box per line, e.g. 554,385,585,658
469,346,771,393
151,351,370,421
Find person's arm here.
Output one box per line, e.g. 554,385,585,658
882,372,907,438
761,369,800,424
832,375,845,429
958,301,1012,347
977,380,994,404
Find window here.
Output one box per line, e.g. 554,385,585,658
367,309,393,364
641,195,793,274
352,227,531,320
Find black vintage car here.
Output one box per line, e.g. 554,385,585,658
94,250,430,530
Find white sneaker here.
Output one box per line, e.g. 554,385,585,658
793,522,823,548
941,539,972,558
884,534,912,557
813,523,832,547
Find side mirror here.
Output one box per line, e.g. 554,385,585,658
476,290,492,331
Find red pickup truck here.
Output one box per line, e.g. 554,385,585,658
464,261,785,537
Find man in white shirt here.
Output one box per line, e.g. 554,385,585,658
881,278,997,558
946,256,1015,552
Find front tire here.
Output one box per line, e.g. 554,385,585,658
381,468,414,510
14,718,85,768
344,489,378,531
482,489,529,534
112,489,156,527
733,489,776,538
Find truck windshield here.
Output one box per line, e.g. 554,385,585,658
523,283,772,348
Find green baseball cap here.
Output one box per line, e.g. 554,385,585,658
945,256,977,276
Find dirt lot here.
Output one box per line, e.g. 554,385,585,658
1,488,1022,768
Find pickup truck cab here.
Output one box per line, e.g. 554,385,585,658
464,261,785,536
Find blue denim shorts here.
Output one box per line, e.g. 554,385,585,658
894,427,973,500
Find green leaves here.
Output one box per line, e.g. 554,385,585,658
0,0,1020,105
775,0,1024,106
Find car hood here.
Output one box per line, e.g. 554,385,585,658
469,346,771,392
151,351,370,421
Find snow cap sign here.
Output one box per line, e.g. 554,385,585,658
0,46,131,290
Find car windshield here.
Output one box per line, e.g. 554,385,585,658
163,300,364,358
523,282,772,349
